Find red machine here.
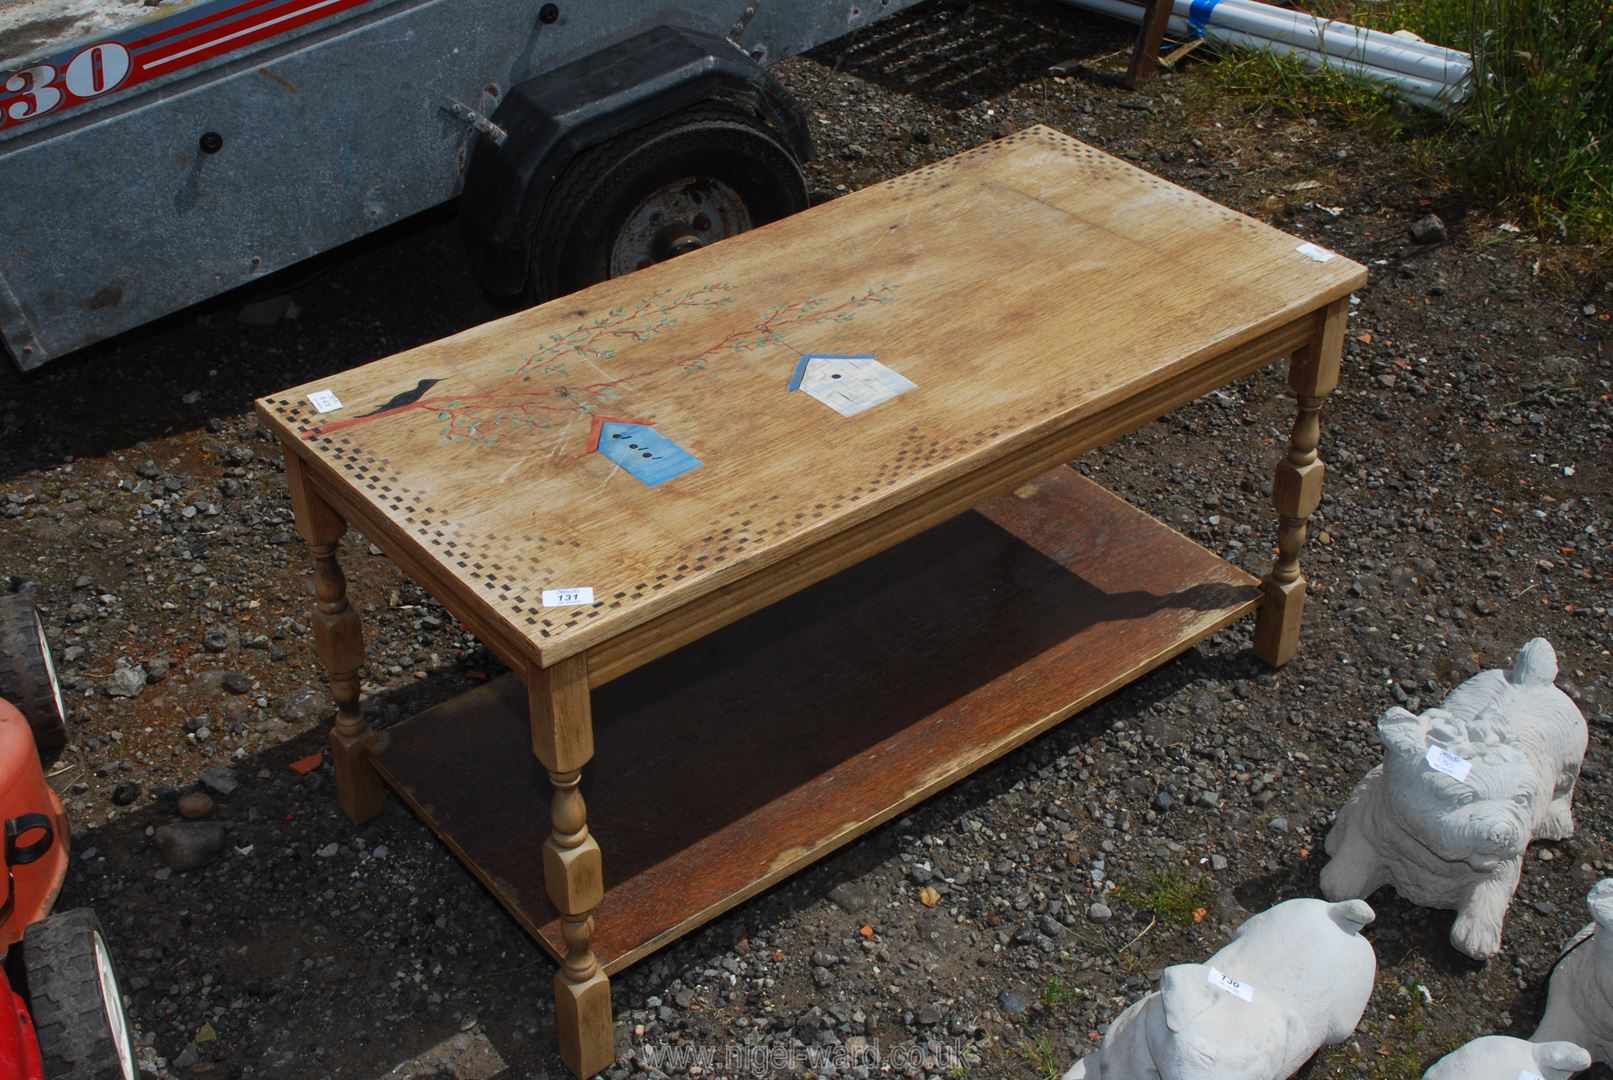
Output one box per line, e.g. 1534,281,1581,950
0,593,136,1080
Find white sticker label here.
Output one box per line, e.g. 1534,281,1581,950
307,389,344,413
1206,967,1254,1002
542,587,595,607
1518,1072,1545,1080
1295,242,1336,262
1425,746,1472,782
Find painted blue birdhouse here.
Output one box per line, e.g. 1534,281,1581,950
587,416,702,487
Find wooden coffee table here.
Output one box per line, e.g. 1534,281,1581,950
256,126,1364,1077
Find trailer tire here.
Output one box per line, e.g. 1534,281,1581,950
0,594,67,754
528,105,808,302
19,909,138,1080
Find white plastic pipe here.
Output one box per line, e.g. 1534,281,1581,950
1194,0,1471,84
1057,0,1471,107
1213,23,1455,104
1203,0,1468,59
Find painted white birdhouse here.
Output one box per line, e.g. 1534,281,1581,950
788,353,916,417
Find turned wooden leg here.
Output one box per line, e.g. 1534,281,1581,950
284,451,384,823
530,653,612,1078
1254,299,1347,667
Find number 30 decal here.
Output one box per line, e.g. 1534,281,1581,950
3,66,60,121
66,44,133,98
1,42,132,127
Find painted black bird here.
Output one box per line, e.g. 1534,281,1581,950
355,377,440,417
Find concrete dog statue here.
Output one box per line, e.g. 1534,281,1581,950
1422,1035,1590,1079
1063,898,1375,1079
1320,639,1586,960
1438,637,1585,840
1533,878,1613,1065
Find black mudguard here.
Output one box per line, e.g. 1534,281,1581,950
460,25,812,296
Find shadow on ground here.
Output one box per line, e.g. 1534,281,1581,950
804,0,1136,108
52,626,1245,1076
0,207,503,484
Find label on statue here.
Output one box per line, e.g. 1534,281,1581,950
1425,745,1472,782
542,587,595,607
1518,1072,1545,1080
307,389,344,413
1205,967,1253,1002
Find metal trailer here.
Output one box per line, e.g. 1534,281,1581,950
0,0,928,370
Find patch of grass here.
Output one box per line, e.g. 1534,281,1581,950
1370,1047,1427,1077
1364,0,1612,243
1354,979,1437,1077
1111,870,1216,926
1198,0,1612,255
1016,1034,1059,1080
1044,975,1079,1009
1403,981,1430,1036
1202,44,1435,136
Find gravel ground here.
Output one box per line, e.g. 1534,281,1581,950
1,2,1610,1077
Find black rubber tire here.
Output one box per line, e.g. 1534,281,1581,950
0,593,67,753
20,909,138,1080
528,104,809,301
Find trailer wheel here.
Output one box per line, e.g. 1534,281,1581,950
20,910,138,1080
528,105,808,301
0,594,67,754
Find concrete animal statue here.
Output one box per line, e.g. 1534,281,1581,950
1533,878,1613,1064
1422,1035,1590,1079
1063,898,1375,1080
1439,638,1585,839
1320,638,1586,960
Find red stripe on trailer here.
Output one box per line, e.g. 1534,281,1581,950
0,0,376,132
136,0,372,72
127,0,292,51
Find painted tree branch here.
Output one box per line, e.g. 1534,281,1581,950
307,283,899,448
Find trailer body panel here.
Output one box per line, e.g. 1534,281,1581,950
0,0,927,368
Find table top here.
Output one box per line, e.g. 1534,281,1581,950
257,125,1365,668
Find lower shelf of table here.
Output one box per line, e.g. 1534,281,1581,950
370,467,1261,975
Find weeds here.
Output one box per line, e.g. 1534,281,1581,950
1371,0,1612,243
1111,870,1216,926
1016,1034,1060,1079
1203,45,1435,136
1044,975,1079,1009
1352,978,1437,1077
1198,0,1612,255
1370,1046,1427,1077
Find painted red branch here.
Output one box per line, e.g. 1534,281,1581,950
305,286,730,439
303,283,892,443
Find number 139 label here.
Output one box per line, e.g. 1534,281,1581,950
1425,745,1472,782
1206,967,1254,1002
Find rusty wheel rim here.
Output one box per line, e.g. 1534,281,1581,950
609,176,753,276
